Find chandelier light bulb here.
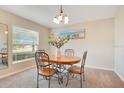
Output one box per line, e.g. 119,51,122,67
64,16,69,24
56,19,60,24
58,15,63,22
53,17,59,24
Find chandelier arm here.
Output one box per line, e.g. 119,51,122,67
60,5,63,13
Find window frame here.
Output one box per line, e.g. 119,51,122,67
12,26,39,63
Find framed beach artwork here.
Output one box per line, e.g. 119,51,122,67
58,29,85,39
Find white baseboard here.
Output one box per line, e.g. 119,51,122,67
114,70,124,82
0,66,35,79
85,65,114,71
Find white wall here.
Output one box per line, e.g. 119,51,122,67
115,6,124,81
51,18,114,70
0,9,50,77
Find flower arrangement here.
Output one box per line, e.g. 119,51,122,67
48,34,70,48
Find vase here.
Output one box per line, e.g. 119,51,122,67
56,48,61,58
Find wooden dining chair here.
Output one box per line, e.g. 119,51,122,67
66,51,87,88
35,51,58,88
65,49,74,57
64,49,75,69
36,49,45,52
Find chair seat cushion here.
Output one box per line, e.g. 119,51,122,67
39,62,51,67
39,68,58,77
67,66,82,74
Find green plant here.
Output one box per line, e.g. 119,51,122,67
48,34,70,48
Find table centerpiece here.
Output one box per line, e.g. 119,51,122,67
48,34,70,57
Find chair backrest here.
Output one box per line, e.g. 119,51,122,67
36,49,45,52
65,49,74,57
81,51,87,70
35,51,50,71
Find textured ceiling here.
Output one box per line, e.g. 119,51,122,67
0,5,119,28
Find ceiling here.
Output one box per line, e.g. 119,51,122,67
0,5,119,29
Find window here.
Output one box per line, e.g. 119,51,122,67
13,26,39,63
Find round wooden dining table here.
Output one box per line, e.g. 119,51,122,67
42,55,81,84
48,55,81,65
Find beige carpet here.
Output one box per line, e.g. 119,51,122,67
0,68,124,88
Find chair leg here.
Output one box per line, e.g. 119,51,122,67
80,74,82,88
66,72,70,87
2,58,4,64
37,73,39,88
83,72,85,81
49,77,51,88
57,72,61,85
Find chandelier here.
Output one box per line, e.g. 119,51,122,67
53,5,69,24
